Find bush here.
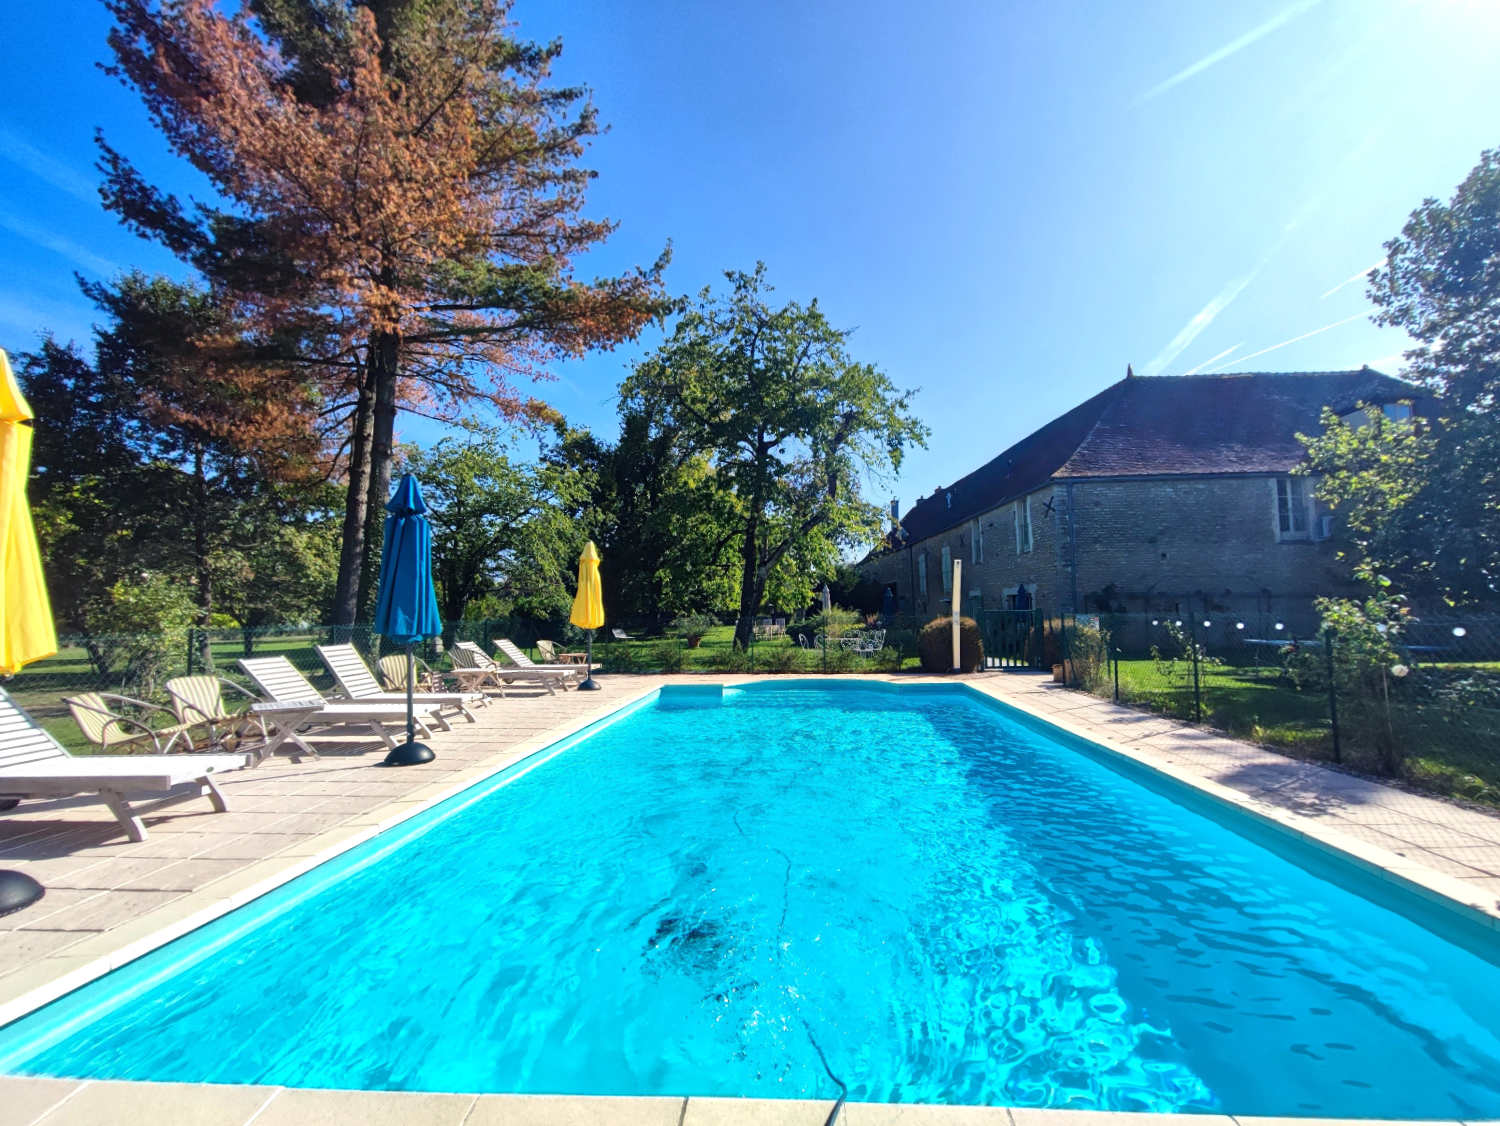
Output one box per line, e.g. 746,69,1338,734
707,644,750,673
653,641,686,673
91,574,196,694
759,645,802,673
668,613,717,648
875,645,905,673
917,617,983,673
598,642,641,674
1066,622,1111,692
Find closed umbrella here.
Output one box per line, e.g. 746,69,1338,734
569,541,603,691
0,349,54,914
0,351,54,675
373,474,443,766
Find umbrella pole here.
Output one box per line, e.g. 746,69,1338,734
580,629,600,690
383,641,435,766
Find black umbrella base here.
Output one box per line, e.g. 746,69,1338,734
0,871,44,917
579,677,602,691
383,741,436,767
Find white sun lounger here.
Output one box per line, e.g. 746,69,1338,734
492,641,585,677
0,688,250,842
452,641,574,696
316,644,482,723
238,656,446,760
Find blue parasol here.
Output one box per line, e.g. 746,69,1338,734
373,474,443,765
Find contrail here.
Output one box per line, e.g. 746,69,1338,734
0,209,119,278
1207,311,1367,372
1137,0,1323,103
1320,258,1386,300
0,127,97,206
1184,342,1243,375
1144,273,1257,375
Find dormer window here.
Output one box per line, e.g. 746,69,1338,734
1383,401,1413,422
945,492,952,509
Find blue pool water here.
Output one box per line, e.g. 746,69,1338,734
4,682,1500,1116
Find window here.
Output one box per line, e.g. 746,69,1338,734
970,520,983,564
1014,496,1032,553
940,545,952,593
917,552,927,597
945,492,952,510
1383,401,1413,422
1275,476,1311,540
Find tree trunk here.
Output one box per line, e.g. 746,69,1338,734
191,445,214,672
733,511,762,650
360,330,401,622
332,361,377,628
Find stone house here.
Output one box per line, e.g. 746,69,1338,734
859,368,1421,634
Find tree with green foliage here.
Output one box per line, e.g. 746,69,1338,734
621,265,927,648
404,436,587,628
550,416,742,624
101,0,666,627
1303,147,1500,606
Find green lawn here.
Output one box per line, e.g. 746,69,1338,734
592,624,916,674
1091,657,1500,808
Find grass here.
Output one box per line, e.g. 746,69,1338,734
593,624,918,674
1089,657,1500,809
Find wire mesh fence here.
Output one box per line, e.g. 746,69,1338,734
0,613,922,755
1055,608,1500,807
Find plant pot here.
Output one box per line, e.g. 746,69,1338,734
1052,663,1064,683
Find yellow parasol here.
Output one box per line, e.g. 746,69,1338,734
569,540,603,690
0,350,55,674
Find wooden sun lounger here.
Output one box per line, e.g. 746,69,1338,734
316,644,482,723
238,657,446,760
0,689,250,843
452,641,574,696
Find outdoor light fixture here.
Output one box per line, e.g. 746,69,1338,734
1202,619,1211,628
1453,626,1468,637
1151,619,1159,625
1235,621,1245,630
1174,620,1183,627
1274,622,1284,631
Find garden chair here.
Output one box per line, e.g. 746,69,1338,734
610,627,634,641
377,652,448,694
165,675,268,752
446,643,511,694
537,639,587,665
239,656,446,760
316,644,482,723
64,691,203,754
0,688,250,843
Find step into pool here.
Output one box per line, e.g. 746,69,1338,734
2,681,1499,1117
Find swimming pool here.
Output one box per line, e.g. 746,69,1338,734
2,681,1499,1117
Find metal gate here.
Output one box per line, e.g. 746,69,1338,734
980,609,1044,669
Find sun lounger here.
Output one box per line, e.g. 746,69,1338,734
454,641,574,696
316,644,481,722
493,639,586,680
238,656,446,760
0,689,250,842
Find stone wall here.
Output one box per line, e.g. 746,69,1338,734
861,473,1361,631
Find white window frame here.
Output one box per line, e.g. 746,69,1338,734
970,520,983,564
1273,476,1314,541
940,544,952,594
917,552,927,597
1013,496,1032,554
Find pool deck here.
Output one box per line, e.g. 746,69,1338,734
2,670,1500,1125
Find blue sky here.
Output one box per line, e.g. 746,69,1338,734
0,0,1496,515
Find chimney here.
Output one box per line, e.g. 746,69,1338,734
889,497,899,526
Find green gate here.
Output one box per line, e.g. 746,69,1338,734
981,609,1043,669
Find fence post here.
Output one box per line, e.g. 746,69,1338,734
1189,617,1202,723
185,630,196,677
1113,646,1120,704
1324,628,1341,763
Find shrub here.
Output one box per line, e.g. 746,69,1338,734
1066,622,1111,693
707,644,750,673
759,645,802,673
875,645,905,673
91,574,196,695
598,642,641,674
653,641,686,673
917,617,983,673
668,613,717,648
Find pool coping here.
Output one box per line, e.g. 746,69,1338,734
3,672,1500,1125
